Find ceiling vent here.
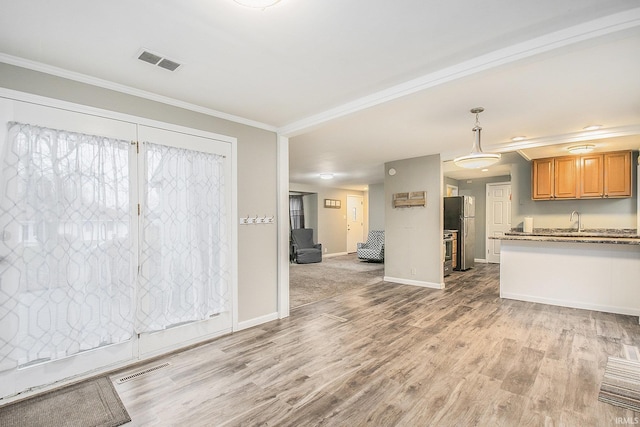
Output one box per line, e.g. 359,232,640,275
137,49,181,71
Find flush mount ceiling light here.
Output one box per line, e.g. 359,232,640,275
583,125,602,131
233,0,281,8
454,107,501,169
567,144,595,154
319,173,334,180
511,136,526,142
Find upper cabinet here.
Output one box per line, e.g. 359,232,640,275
532,150,632,200
554,156,579,199
604,151,632,198
580,154,604,198
531,157,553,199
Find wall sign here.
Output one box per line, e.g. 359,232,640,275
393,191,426,208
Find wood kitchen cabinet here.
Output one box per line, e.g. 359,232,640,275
580,154,604,198
604,151,632,197
580,150,631,198
533,150,632,200
532,156,578,199
553,156,579,199
451,231,458,270
532,158,554,199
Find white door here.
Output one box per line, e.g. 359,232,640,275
486,183,512,263
0,99,235,399
136,125,233,359
346,195,364,253
0,99,138,397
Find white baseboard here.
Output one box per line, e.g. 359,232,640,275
236,312,279,331
474,258,488,263
500,292,640,317
384,276,444,290
324,252,348,259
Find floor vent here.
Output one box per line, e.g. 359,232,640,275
117,363,171,384
321,313,349,323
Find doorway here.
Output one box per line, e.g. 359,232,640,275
486,182,512,263
346,195,364,253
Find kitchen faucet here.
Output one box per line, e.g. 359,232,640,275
570,210,583,232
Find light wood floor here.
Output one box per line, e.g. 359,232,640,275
113,264,640,426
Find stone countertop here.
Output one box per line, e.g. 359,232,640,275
491,228,640,245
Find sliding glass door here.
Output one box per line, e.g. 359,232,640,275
0,100,233,398
0,100,138,397
136,126,232,357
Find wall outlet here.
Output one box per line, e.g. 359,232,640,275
324,248,328,253
411,267,416,276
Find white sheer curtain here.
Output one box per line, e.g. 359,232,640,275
0,122,134,371
136,142,229,333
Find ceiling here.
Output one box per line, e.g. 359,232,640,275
1,1,639,190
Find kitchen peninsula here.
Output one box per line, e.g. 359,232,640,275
492,229,640,321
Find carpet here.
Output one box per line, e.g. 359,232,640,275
290,253,384,308
0,376,131,427
599,356,640,411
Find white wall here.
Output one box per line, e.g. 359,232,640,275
0,62,279,324
384,154,443,288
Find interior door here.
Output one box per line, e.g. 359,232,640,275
486,182,512,263
346,195,364,253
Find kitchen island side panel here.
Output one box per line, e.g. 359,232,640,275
500,240,640,318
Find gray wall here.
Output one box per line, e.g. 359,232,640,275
511,151,638,230
289,183,366,255
368,183,385,232
457,175,511,260
443,176,459,196
385,154,442,286
0,62,278,323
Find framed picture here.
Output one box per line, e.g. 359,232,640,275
324,199,341,209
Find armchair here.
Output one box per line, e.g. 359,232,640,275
291,228,322,264
357,230,384,262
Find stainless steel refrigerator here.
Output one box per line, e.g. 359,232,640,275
444,196,475,271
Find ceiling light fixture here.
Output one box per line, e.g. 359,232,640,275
511,136,526,142
583,125,602,131
567,144,595,154
233,0,281,8
454,107,501,169
319,173,334,180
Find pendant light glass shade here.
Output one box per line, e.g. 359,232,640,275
454,108,501,169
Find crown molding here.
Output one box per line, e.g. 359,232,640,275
278,8,640,137
0,53,278,133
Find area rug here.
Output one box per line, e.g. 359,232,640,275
599,356,640,411
0,376,131,427
290,253,384,308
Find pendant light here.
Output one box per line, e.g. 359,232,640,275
454,107,501,169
